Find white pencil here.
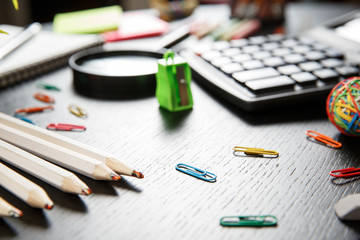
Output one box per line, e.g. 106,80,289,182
0,139,92,195
0,122,120,181
0,163,53,209
0,112,144,178
0,197,22,218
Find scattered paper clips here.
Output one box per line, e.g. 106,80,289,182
175,163,217,182
68,104,88,118
305,130,342,149
15,105,54,114
46,123,86,131
233,146,279,158
220,215,278,227
34,92,55,103
330,167,360,178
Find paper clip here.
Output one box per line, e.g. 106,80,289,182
220,215,278,227
46,123,86,131
175,163,216,182
36,82,61,91
13,114,36,125
233,146,279,158
330,167,360,178
34,92,55,103
68,104,88,118
305,130,342,149
15,105,54,114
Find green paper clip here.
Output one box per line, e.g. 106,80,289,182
36,82,61,91
156,50,193,112
220,215,278,227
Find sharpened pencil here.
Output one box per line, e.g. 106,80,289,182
0,163,53,209
0,122,121,181
0,197,22,218
0,139,92,195
0,112,144,178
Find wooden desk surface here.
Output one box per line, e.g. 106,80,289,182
0,64,359,239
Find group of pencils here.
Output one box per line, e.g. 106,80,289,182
0,112,144,217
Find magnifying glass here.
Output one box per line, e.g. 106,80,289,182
69,25,190,99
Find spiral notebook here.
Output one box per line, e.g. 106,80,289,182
0,24,103,89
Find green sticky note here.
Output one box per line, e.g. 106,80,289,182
53,5,122,34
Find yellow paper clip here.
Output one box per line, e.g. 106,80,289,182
233,146,279,158
68,104,88,118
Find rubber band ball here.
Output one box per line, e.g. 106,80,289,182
326,76,360,137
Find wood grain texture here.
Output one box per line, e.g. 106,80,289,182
0,65,360,239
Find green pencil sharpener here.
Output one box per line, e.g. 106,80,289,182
156,50,193,112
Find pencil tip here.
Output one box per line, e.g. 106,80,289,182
45,203,54,210
82,188,92,195
10,210,23,218
111,172,121,181
132,170,144,179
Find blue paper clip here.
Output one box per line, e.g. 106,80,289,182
175,163,216,182
13,114,36,125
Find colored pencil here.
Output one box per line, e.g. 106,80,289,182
0,163,53,209
0,122,120,181
0,139,92,195
219,19,248,41
0,112,144,178
231,19,261,40
0,197,22,218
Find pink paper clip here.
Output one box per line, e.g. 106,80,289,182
46,123,86,131
330,167,360,178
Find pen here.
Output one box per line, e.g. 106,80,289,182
0,22,42,60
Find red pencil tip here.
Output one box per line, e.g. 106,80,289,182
82,188,92,195
111,172,121,181
132,170,144,179
18,211,24,217
45,203,54,210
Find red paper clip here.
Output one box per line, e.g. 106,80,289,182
305,130,342,149
15,105,54,114
46,123,86,131
330,167,360,178
34,92,55,103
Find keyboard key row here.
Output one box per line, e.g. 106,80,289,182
245,75,294,94
214,55,348,73
232,65,359,94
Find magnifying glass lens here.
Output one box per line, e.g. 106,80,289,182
80,55,158,77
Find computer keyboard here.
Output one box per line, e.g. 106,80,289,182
180,12,360,111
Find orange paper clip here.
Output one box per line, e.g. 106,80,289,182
46,123,86,131
330,167,360,178
34,92,55,103
305,130,342,149
15,105,54,114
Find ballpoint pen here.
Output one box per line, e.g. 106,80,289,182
0,22,42,60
